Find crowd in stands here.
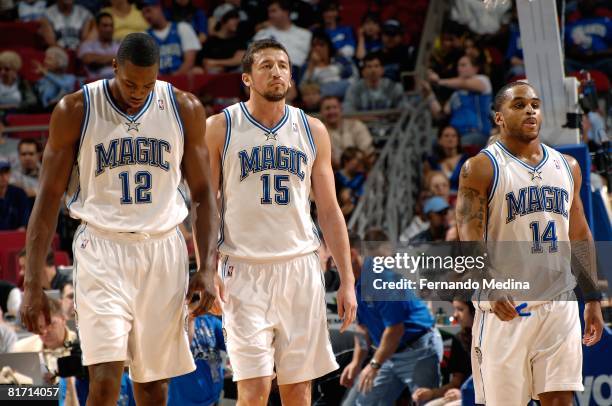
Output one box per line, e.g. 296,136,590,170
0,0,610,404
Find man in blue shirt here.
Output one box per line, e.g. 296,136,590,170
168,314,225,406
339,230,443,405
0,160,30,230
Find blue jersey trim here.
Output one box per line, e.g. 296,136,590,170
495,141,549,171
299,109,317,156
222,109,232,164
217,174,226,248
558,153,574,189
481,150,499,203
478,311,487,402
102,79,154,122
167,83,184,139
239,102,289,135
78,84,90,155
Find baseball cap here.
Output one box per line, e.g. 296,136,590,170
382,19,403,36
0,160,10,171
423,197,450,215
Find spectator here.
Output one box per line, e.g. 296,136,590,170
40,0,94,50
321,1,356,59
505,9,525,79
11,298,78,384
165,0,208,45
17,0,46,22
413,300,474,406
300,30,357,98
399,189,432,242
338,187,356,221
198,7,246,73
424,125,468,193
209,0,249,38
78,12,120,80
34,46,76,110
0,161,30,231
0,51,37,112
426,170,451,203
410,196,450,243
101,0,148,41
0,122,19,166
59,281,75,320
320,96,373,166
426,55,493,148
355,12,382,61
344,52,406,113
141,0,202,75
335,147,366,199
299,81,322,113
0,308,17,353
253,0,312,70
10,138,41,200
0,280,22,320
168,314,225,406
340,229,443,405
564,0,612,76
379,19,414,81
18,248,71,290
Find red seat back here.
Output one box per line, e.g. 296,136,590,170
5,113,51,139
0,22,45,50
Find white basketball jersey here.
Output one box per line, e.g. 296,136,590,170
66,79,188,233
481,141,576,299
218,102,320,261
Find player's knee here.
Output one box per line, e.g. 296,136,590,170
87,375,122,404
134,380,169,405
237,379,271,406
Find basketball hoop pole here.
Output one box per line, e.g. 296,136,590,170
516,0,581,146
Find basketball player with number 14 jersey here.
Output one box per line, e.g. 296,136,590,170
456,82,604,406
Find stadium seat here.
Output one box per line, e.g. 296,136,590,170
568,70,610,94
0,22,44,50
159,73,243,100
54,250,71,267
0,231,61,283
5,113,52,139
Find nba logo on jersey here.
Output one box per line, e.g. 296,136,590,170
158,99,165,110
292,122,298,133
554,159,560,170
227,266,234,277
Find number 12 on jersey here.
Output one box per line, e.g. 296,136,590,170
261,174,290,205
119,171,152,204
530,220,558,253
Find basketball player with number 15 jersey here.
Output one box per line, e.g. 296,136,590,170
456,82,604,406
206,39,357,405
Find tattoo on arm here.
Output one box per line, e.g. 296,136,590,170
456,187,486,229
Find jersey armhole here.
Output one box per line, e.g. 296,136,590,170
480,150,499,203
221,109,232,166
298,109,317,158
558,153,575,190
77,84,90,156
167,83,185,139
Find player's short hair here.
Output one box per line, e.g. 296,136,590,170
116,33,160,67
241,39,290,74
18,247,55,267
96,11,112,25
494,81,537,112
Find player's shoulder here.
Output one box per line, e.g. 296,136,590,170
460,151,495,186
560,153,582,182
53,89,85,119
300,111,326,135
171,87,203,113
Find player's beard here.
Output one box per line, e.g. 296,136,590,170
262,88,288,102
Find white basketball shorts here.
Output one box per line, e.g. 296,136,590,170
72,223,195,383
219,252,339,385
472,296,583,404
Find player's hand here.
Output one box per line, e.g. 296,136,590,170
412,387,434,402
336,282,357,333
583,301,604,346
20,286,50,334
491,295,518,321
357,364,378,394
443,388,461,401
339,361,361,388
187,270,225,317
